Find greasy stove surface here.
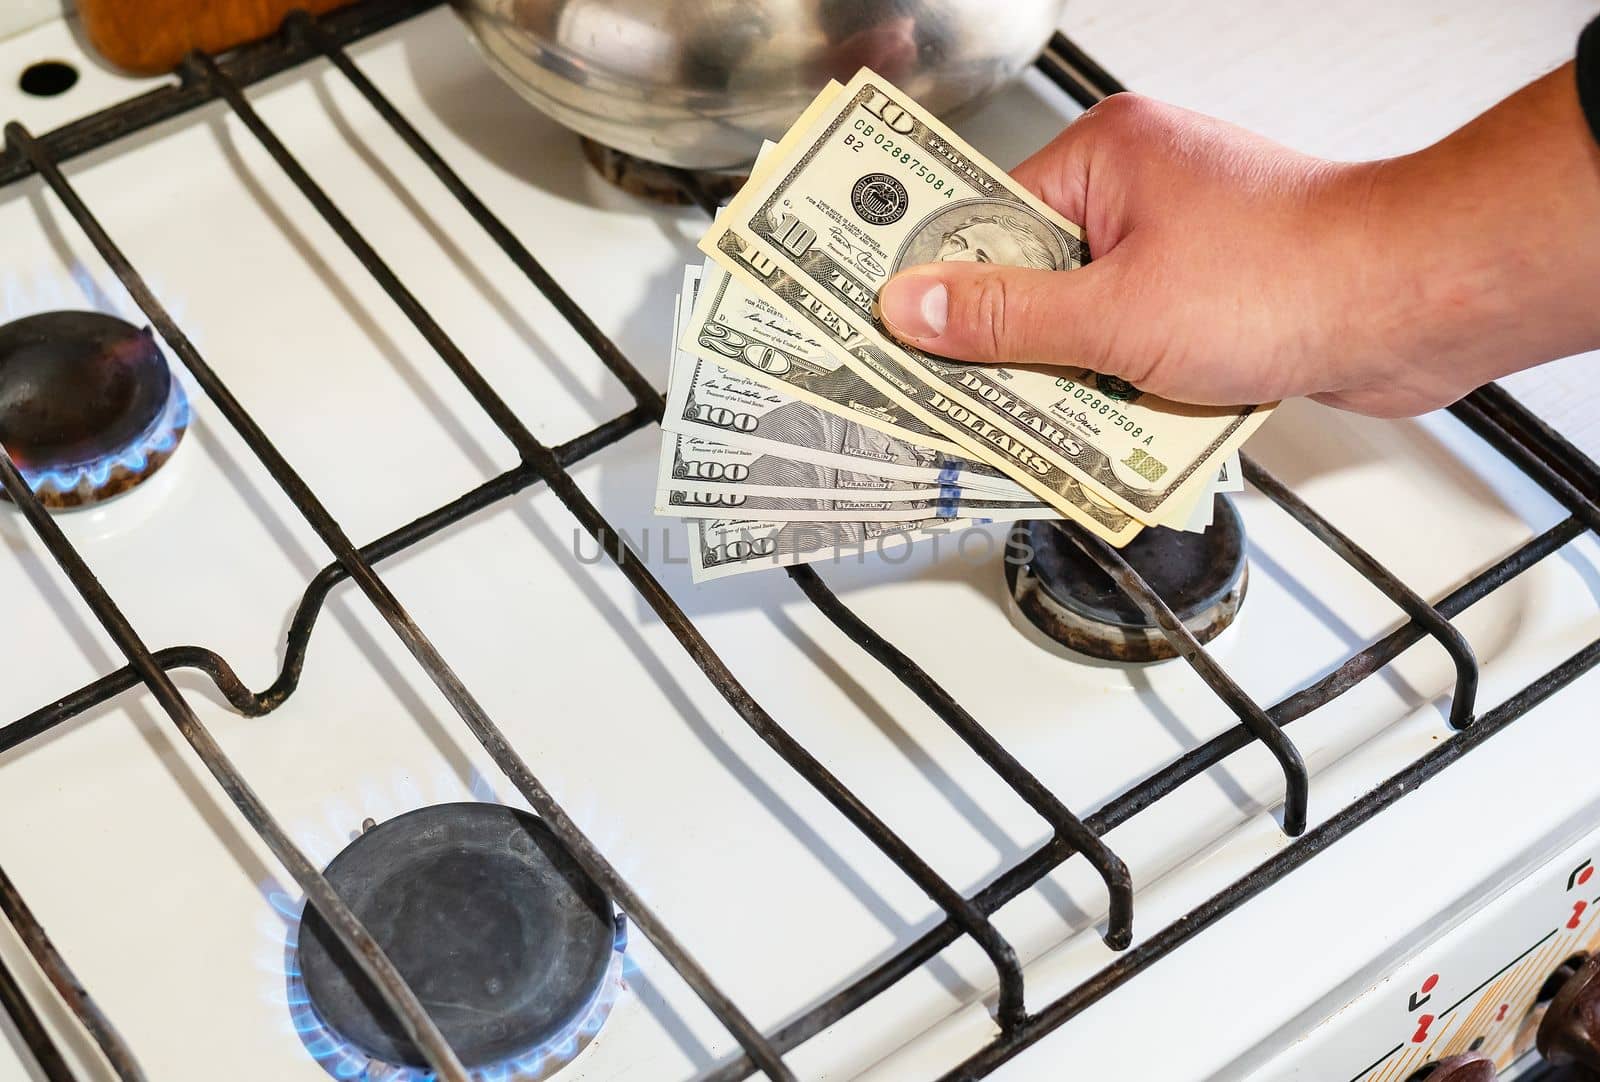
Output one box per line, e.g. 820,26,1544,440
0,4,1596,1082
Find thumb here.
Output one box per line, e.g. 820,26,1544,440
878,259,1119,369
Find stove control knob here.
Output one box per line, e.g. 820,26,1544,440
1539,953,1600,1069
1404,1052,1498,1081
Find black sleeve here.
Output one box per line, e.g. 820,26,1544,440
1580,15,1600,145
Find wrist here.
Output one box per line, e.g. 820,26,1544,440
1352,66,1600,404
1359,145,1509,387
1282,155,1457,411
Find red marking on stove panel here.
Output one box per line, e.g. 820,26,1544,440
1582,866,1595,886
1409,974,1439,1011
1495,1003,1509,1022
1412,1014,1435,1043
1570,901,1588,930
1569,860,1593,891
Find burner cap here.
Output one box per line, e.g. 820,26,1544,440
0,310,187,509
297,803,618,1070
579,136,747,205
1006,496,1248,662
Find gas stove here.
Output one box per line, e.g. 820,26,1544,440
1,3,1599,1081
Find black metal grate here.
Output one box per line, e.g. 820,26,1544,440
0,5,1595,1080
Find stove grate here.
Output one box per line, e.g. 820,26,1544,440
0,5,1596,1080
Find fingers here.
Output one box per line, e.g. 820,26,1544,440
1009,92,1147,232
878,258,1121,370
1010,122,1093,224
876,95,1170,371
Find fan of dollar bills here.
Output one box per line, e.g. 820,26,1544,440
659,70,1270,581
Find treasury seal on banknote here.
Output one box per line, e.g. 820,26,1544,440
1094,374,1143,402
851,173,910,226
894,198,1071,273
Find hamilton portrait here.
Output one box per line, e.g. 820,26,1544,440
893,198,1071,274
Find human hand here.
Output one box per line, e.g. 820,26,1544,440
877,72,1600,417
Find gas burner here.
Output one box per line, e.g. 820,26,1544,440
579,137,747,205
1006,496,1248,662
0,310,188,509
295,802,623,1075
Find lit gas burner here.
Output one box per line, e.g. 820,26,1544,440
579,137,747,205
1006,496,1248,662
294,802,624,1078
0,310,188,509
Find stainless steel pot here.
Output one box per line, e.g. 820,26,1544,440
449,0,1069,170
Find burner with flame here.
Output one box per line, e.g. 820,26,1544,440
290,802,624,1079
1007,496,1249,662
0,310,188,509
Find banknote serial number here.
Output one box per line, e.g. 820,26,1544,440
1056,379,1145,438
845,121,956,200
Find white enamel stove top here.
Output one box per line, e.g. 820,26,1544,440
0,6,1598,1082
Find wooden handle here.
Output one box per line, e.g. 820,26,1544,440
76,0,358,76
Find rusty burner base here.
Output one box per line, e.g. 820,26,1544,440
0,440,184,510
0,310,189,511
579,137,748,206
1007,496,1248,663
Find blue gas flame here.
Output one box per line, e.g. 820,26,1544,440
258,772,629,1081
270,893,626,1082
16,379,189,501
2,269,191,504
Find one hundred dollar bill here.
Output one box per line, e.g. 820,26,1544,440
687,515,978,582
660,488,1045,522
665,264,1030,495
658,429,1038,503
703,69,1274,541
657,455,1049,520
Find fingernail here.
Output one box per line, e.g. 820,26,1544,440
881,276,947,339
